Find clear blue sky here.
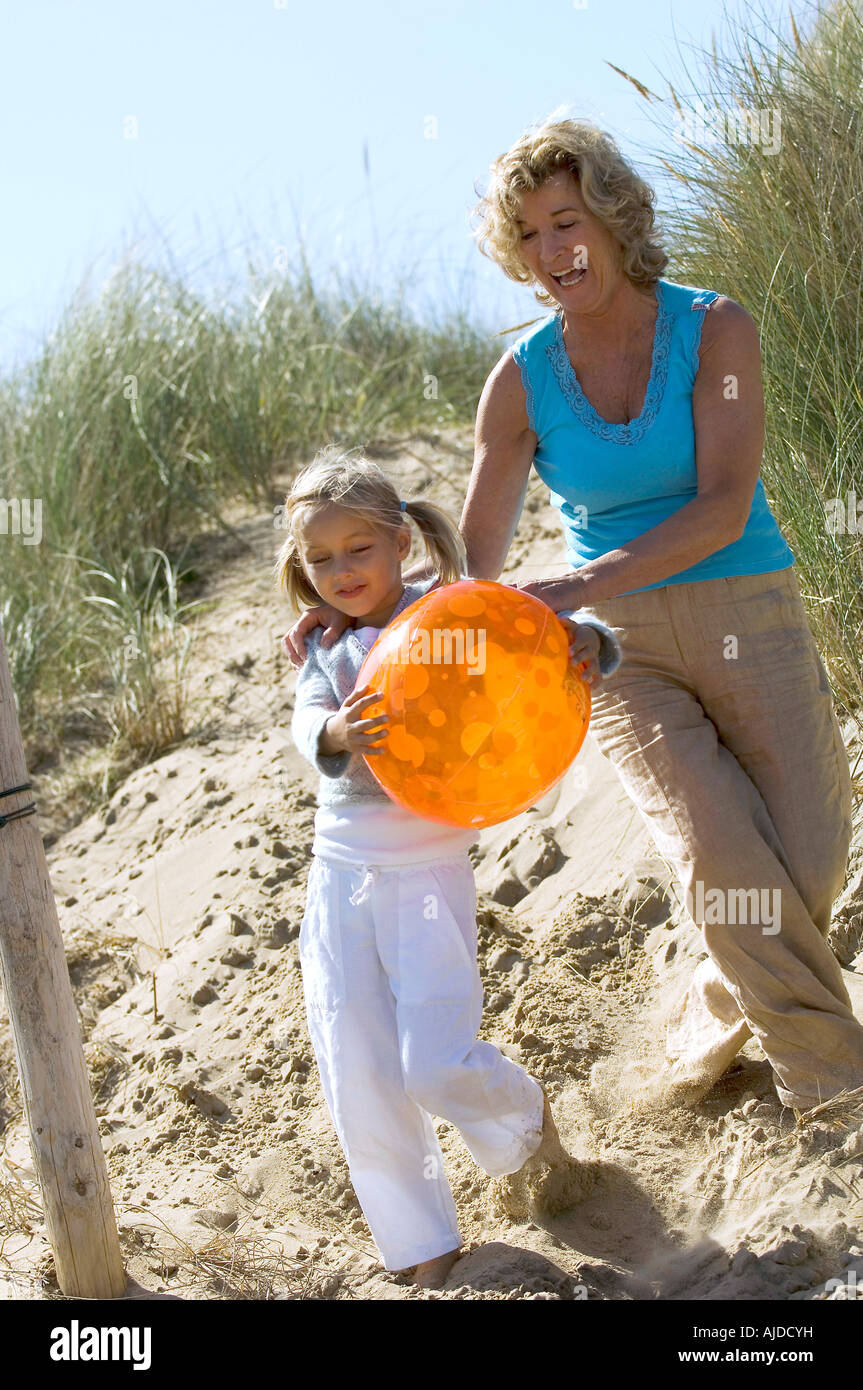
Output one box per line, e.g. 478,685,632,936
1,0,801,374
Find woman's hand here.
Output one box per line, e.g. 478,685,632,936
320,684,391,757
282,603,353,669
509,574,589,612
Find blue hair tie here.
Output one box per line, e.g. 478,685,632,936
400,499,407,511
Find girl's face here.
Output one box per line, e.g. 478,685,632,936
515,170,624,312
298,502,412,626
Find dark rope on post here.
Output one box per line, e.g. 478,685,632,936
0,782,36,829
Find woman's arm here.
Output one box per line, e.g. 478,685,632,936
401,355,535,588
538,298,767,610
459,351,538,581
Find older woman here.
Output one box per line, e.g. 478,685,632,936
283,117,863,1115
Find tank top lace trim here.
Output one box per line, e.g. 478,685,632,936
545,280,674,444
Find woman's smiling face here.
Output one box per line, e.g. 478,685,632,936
515,170,624,309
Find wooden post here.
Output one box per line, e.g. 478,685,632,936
0,622,125,1298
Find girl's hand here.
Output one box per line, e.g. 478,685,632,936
282,602,352,669
323,684,391,756
503,578,601,687
557,619,602,688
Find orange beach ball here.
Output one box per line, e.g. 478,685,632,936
356,579,591,829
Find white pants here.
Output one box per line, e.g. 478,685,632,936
298,825,544,1271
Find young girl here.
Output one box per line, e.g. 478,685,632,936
274,446,623,1289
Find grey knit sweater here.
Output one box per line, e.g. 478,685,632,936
290,578,623,806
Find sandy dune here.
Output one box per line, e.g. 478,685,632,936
1,431,861,1301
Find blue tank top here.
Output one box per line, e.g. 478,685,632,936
511,278,794,595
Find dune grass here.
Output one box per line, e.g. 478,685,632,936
617,0,863,718
0,252,498,792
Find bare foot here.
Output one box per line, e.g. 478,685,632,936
489,1087,596,1223
413,1246,461,1289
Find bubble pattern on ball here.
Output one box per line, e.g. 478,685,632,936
356,580,591,828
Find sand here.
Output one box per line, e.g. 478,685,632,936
1,430,861,1301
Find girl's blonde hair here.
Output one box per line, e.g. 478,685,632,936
472,112,669,309
273,445,468,614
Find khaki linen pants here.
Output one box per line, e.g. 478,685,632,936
584,566,863,1110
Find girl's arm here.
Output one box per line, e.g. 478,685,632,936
290,636,352,779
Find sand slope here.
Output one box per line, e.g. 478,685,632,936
1,432,862,1301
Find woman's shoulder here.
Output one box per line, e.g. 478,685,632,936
657,277,722,315
659,277,752,321
508,311,559,362
661,278,758,351
297,623,353,670
659,279,760,366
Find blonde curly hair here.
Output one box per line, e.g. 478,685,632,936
472,112,669,308
273,445,467,615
